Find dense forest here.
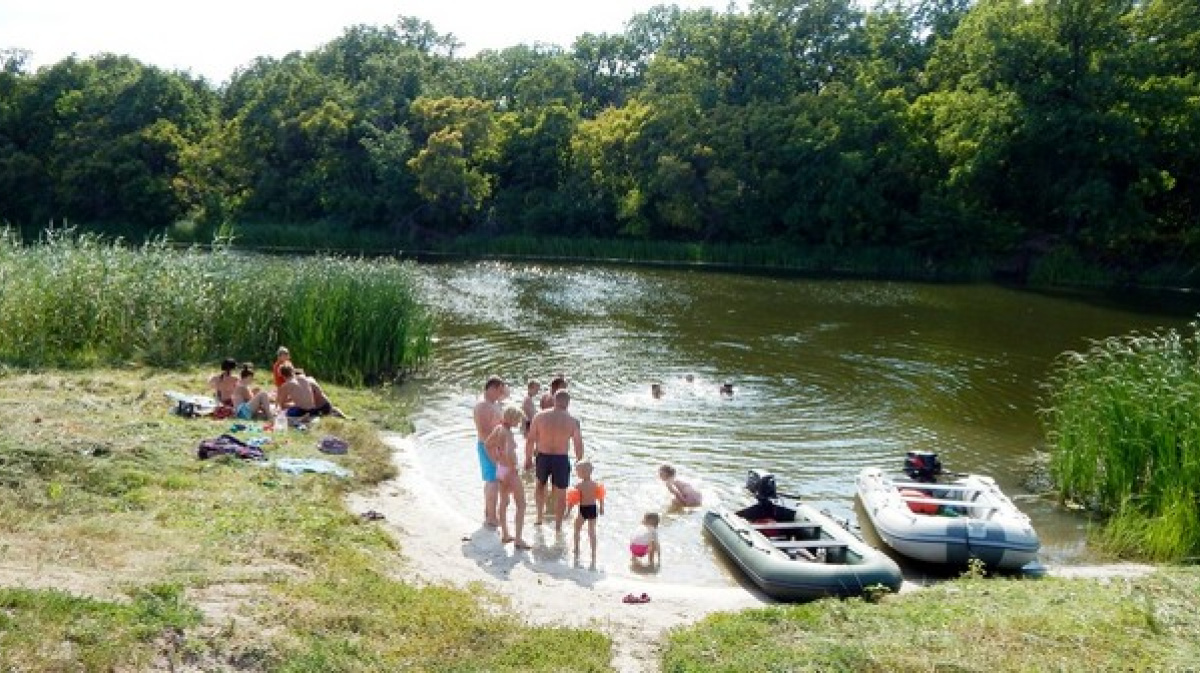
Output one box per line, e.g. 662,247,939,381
1,0,1197,283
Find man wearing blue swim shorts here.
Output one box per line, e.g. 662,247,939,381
525,390,585,532
473,376,507,528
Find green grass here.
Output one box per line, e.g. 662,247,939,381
0,228,433,385
0,367,612,670
1042,322,1200,561
663,569,1200,672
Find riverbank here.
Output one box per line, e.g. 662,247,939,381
349,434,1183,673
2,368,1198,671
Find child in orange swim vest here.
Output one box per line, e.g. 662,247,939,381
569,461,605,568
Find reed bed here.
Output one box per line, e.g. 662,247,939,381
1042,323,1200,561
0,230,433,385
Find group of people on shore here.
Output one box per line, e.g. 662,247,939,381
208,346,346,424
473,375,704,569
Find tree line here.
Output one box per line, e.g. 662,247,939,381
1,0,1197,283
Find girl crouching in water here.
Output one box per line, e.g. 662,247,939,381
487,405,530,549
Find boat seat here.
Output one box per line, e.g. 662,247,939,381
750,522,820,531
771,540,849,550
899,496,996,510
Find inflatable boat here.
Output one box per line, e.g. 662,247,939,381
856,452,1040,571
704,471,903,601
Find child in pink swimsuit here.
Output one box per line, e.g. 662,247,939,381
630,512,661,568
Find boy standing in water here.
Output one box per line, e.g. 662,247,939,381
572,461,605,568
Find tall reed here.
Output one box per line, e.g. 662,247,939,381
1042,323,1200,561
0,229,432,385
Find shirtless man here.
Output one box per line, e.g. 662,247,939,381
525,390,584,532
473,376,507,528
275,364,317,423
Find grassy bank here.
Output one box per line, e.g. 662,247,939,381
0,368,610,670
4,369,1200,671
663,567,1200,672
0,229,433,385
1042,323,1200,561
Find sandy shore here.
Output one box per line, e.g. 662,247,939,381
347,434,1158,673
347,434,769,673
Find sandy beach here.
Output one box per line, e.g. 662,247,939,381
347,434,1158,673
347,434,770,673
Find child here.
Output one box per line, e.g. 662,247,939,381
629,512,661,568
658,464,703,507
571,461,605,568
231,365,273,420
521,379,540,439
487,405,530,549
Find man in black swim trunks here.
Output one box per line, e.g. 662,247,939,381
525,390,584,532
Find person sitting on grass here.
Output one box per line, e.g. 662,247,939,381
232,365,273,420
275,364,317,424
209,357,239,407
295,369,348,419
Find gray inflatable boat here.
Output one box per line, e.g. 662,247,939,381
704,471,903,602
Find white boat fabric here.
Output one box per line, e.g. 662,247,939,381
856,467,1040,571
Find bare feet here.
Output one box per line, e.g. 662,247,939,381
484,520,500,528
534,518,543,526
514,540,531,550
502,536,514,543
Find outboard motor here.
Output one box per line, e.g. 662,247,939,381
903,451,943,482
745,469,778,501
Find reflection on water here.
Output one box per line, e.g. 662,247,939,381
398,262,1199,585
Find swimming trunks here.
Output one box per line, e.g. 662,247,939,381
235,402,253,420
579,504,598,520
477,440,497,482
630,543,650,557
535,453,570,489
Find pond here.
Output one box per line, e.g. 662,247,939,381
397,262,1199,584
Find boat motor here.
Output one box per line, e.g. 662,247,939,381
903,451,943,482
745,469,778,501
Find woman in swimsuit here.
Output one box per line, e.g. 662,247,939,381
487,405,530,549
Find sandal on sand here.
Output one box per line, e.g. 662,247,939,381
621,593,651,604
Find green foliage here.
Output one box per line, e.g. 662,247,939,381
0,231,432,384
1042,323,1200,561
2,0,1200,284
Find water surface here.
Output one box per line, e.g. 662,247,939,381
398,263,1197,584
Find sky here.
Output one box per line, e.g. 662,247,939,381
0,0,739,84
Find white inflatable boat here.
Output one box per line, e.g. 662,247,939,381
856,452,1040,571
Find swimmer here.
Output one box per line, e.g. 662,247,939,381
658,464,703,507
720,382,734,396
630,512,661,568
651,382,664,399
